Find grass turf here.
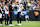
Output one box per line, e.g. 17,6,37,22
0,21,40,27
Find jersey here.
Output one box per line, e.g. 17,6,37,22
0,7,2,18
16,4,23,12
3,5,9,14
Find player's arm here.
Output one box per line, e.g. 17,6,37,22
20,6,24,12
12,3,16,10
12,6,15,10
1,8,2,12
6,8,9,11
3,14,5,19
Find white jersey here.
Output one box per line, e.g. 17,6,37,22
0,13,2,18
0,7,2,18
3,5,9,14
16,4,23,12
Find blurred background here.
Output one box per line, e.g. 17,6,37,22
0,0,40,21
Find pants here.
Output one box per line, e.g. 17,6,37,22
5,14,9,25
9,11,12,24
17,12,21,24
0,18,3,24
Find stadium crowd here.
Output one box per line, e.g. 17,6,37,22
0,0,40,26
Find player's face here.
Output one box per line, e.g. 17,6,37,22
11,2,13,5
7,3,9,5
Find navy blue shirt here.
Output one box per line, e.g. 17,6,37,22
9,5,12,12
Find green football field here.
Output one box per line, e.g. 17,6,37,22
0,21,40,27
